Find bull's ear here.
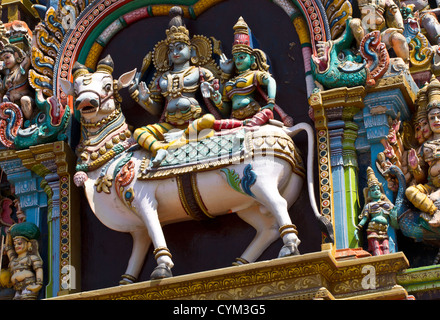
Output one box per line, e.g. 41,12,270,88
59,78,74,96
118,68,137,89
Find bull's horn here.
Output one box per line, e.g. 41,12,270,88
72,61,89,79
96,54,114,74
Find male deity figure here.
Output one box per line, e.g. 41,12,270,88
0,44,34,120
355,167,396,256
130,7,221,167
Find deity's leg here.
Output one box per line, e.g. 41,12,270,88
381,238,390,255
244,108,274,127
184,114,215,139
368,237,382,256
133,123,174,156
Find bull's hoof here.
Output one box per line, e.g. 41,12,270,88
150,264,173,280
119,274,137,285
278,242,300,258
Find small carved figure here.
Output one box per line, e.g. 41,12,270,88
350,0,410,64
405,76,440,227
130,7,221,167
4,222,43,300
213,17,277,129
402,0,440,47
0,44,34,120
355,167,396,256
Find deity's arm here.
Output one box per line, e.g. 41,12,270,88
21,54,31,72
258,71,276,109
132,78,162,116
4,233,16,260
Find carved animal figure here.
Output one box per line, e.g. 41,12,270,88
60,56,333,284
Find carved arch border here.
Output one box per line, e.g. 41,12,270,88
55,0,331,102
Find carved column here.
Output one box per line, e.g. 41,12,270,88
309,86,365,249
354,66,418,253
0,141,80,298
15,141,80,297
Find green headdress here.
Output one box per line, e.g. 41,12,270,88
10,222,40,241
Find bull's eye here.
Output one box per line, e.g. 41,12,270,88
104,83,112,92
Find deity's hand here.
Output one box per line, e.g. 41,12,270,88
138,81,151,103
408,148,419,170
26,283,42,292
383,142,395,160
200,80,221,103
219,53,234,74
354,228,360,241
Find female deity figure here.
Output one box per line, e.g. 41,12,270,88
355,167,396,256
4,222,43,300
131,7,221,167
0,44,34,120
407,84,431,185
405,76,440,227
212,17,277,129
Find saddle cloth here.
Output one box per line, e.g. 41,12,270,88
138,126,305,180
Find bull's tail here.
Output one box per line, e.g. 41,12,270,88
283,122,335,244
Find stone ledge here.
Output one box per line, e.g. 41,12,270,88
48,246,410,300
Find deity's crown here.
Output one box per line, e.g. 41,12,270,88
165,25,191,46
232,17,253,55
10,221,40,241
427,75,440,112
414,83,428,123
366,167,381,188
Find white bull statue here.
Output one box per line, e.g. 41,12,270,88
60,56,333,284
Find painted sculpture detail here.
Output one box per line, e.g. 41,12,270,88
59,10,334,283
4,222,43,300
356,167,397,256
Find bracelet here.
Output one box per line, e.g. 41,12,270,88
266,98,275,104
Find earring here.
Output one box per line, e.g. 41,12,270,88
251,62,257,70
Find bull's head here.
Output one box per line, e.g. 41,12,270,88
60,55,136,128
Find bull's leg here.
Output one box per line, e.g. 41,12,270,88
120,230,151,285
235,205,279,264
250,180,301,257
138,199,174,280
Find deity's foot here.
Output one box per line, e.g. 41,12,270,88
150,149,168,168
429,211,440,228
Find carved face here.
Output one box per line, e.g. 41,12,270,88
428,108,440,134
73,72,115,122
368,184,382,201
415,118,432,144
13,237,28,255
1,52,17,70
233,52,254,72
168,41,191,66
